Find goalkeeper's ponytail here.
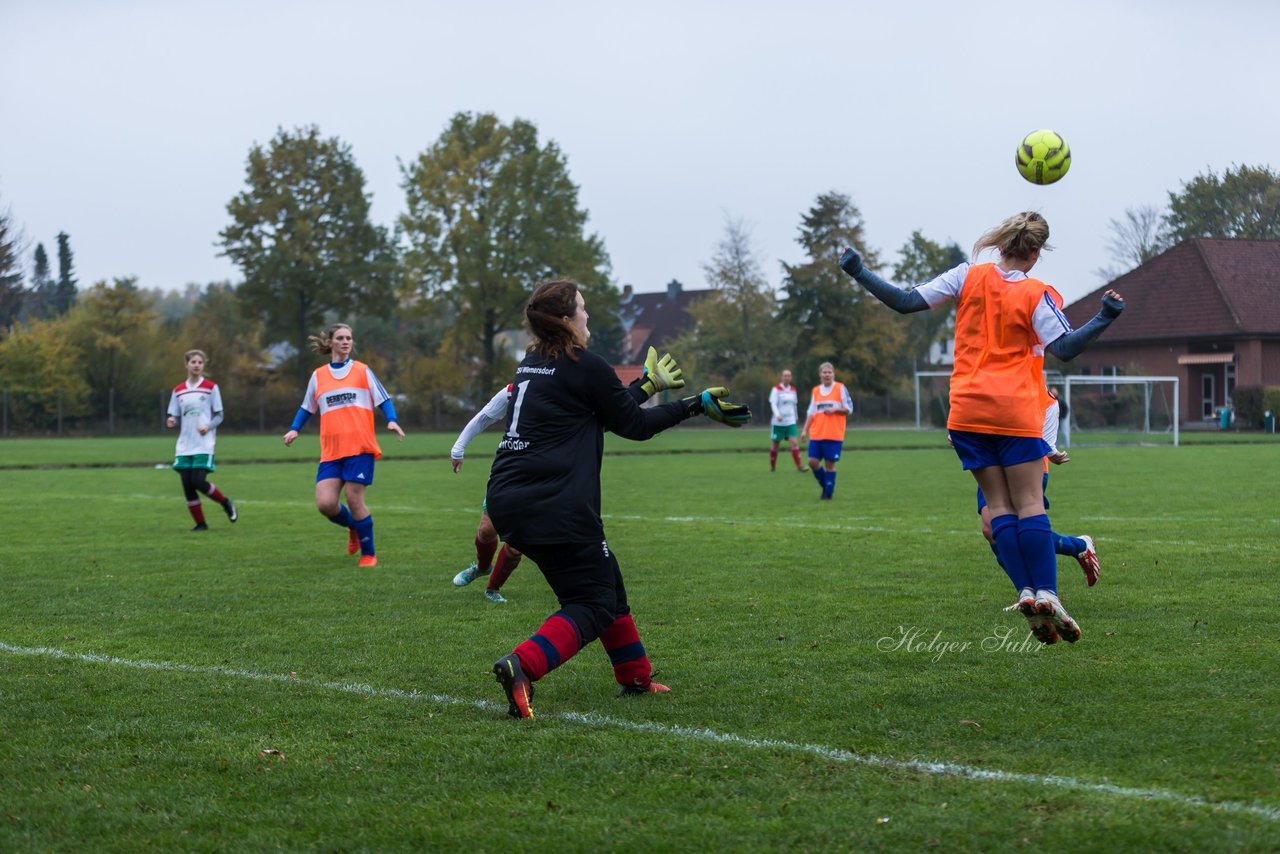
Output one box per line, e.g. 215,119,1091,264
526,280,586,361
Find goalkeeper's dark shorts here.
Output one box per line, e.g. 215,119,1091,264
515,538,630,643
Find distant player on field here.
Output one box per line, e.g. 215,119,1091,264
282,323,404,568
768,369,804,472
800,362,852,500
450,385,524,603
166,349,237,531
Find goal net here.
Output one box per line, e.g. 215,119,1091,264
914,371,1180,447
1059,375,1179,447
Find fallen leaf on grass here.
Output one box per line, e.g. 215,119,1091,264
959,720,982,729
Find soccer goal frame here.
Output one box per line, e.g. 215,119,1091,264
913,371,1180,447
1059,375,1179,448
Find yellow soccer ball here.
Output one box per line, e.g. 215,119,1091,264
1015,129,1071,185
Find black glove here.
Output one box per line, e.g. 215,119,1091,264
839,247,864,278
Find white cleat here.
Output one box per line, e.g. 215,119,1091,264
1034,590,1082,643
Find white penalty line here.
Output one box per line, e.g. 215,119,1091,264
2,641,1276,823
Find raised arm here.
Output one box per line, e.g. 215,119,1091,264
1045,290,1125,361
839,248,930,314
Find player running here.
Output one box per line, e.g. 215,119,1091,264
166,349,238,531
449,384,524,603
282,323,404,568
768,369,804,472
800,362,853,500
485,280,748,719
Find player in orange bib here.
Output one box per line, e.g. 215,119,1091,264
799,362,853,500
282,323,404,568
839,213,1124,644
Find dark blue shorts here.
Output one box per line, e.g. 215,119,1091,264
977,472,1051,513
316,453,376,485
807,439,843,462
949,430,1050,471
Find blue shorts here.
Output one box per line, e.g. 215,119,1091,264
808,439,843,462
316,453,376,485
949,430,1050,471
977,472,1050,513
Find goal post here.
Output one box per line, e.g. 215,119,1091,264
914,370,1180,447
1060,375,1179,448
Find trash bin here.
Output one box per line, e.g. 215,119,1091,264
1266,410,1275,433
1218,407,1231,430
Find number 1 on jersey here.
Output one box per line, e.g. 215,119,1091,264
507,380,531,438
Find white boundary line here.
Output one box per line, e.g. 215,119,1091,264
2,641,1276,823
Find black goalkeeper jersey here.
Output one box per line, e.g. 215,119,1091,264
485,347,690,546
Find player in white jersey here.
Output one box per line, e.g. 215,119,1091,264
767,369,804,472
166,349,237,531
449,385,523,603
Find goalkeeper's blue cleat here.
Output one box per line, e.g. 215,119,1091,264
494,654,535,719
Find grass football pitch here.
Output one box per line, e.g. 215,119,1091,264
2,429,1278,851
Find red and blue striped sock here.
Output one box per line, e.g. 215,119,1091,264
599,614,651,689
513,611,583,681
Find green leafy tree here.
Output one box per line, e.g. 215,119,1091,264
892,230,965,370
54,231,78,315
1164,164,1280,242
220,125,396,383
400,112,615,392
779,191,902,394
0,316,91,428
702,215,776,378
66,277,170,425
0,197,24,331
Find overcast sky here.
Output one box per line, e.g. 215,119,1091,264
3,0,1278,308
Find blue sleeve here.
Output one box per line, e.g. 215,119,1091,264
854,267,930,314
1045,297,1125,361
208,411,224,429
289,407,312,432
379,399,399,423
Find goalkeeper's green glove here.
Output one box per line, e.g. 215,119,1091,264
682,386,751,427
640,346,686,397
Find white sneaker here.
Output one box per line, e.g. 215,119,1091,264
1034,590,1082,643
452,562,488,587
1076,535,1100,587
484,588,507,603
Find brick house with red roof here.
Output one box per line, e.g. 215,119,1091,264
617,279,712,364
1060,238,1280,424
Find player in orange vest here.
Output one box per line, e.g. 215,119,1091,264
839,213,1124,644
282,323,404,568
800,362,852,500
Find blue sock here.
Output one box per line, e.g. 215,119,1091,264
1055,533,1086,556
353,514,375,556
327,504,355,528
812,467,825,487
990,514,1030,591
825,470,837,497
1017,514,1057,593
988,540,1006,571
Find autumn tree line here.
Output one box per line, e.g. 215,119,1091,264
1,112,1276,435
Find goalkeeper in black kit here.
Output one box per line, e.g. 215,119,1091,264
486,279,750,719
